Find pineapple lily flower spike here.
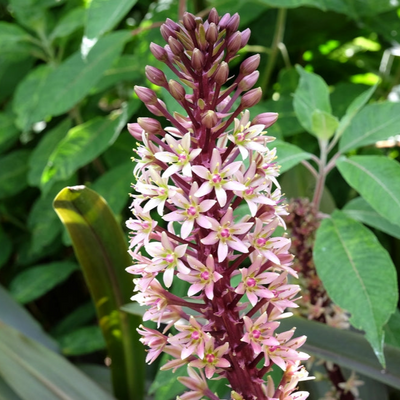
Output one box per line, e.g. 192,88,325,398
127,8,312,400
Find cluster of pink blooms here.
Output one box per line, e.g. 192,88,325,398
126,9,311,400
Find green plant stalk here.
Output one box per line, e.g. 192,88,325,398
260,8,287,94
53,186,144,400
312,139,328,211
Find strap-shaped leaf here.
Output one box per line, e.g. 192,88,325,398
53,186,144,400
0,321,115,400
313,210,398,367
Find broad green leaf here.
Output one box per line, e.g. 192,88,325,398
93,55,144,93
311,109,338,140
0,22,34,61
274,140,313,173
0,113,19,153
342,197,400,239
9,261,79,304
337,155,400,227
84,0,138,47
57,326,106,356
0,149,30,199
314,210,398,366
336,84,376,138
49,7,85,41
293,65,332,133
279,316,400,390
91,162,133,215
0,285,58,351
28,118,72,187
0,227,12,269
339,102,400,153
384,309,400,349
52,302,96,337
41,100,137,193
53,186,144,400
13,64,53,131
38,31,131,119
0,321,115,400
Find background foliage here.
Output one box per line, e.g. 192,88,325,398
1,0,400,399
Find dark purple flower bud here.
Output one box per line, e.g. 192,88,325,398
137,117,163,135
134,86,158,105
168,37,184,55
226,13,240,33
239,54,260,75
150,43,168,62
227,31,241,55
240,28,251,48
145,66,168,87
168,79,186,101
238,71,259,91
165,18,181,32
240,87,262,108
214,62,229,85
201,110,218,128
252,112,279,128
127,123,143,140
219,13,231,29
191,48,205,70
183,12,196,31
208,8,219,24
160,24,177,42
206,22,218,45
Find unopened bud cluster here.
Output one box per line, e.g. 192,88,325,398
127,8,311,400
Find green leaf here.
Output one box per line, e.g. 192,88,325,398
274,140,313,173
40,31,130,119
28,118,72,187
53,186,144,400
0,321,115,400
384,309,400,349
57,326,106,356
337,155,400,227
342,197,400,240
293,65,332,134
84,0,138,53
9,261,79,304
0,149,30,199
93,55,144,93
0,227,12,269
49,7,85,41
279,315,400,390
41,101,137,193
13,64,53,131
91,162,133,215
339,102,400,153
0,285,58,351
336,84,376,139
77,364,112,395
0,113,20,153
0,22,34,62
314,210,398,366
311,109,338,140
51,302,96,337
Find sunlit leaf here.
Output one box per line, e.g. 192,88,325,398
53,186,144,400
274,140,313,173
311,109,338,140
337,155,400,227
314,210,398,366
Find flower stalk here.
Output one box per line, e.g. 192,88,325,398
127,9,311,400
